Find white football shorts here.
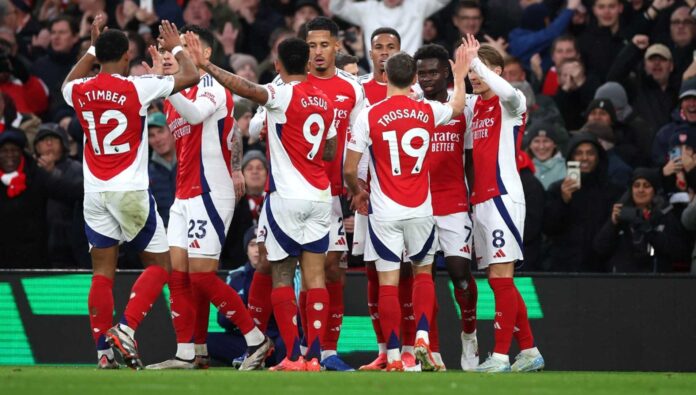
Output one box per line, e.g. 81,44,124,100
472,195,525,269
364,215,438,272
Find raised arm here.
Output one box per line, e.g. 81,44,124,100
159,21,200,94
328,0,367,25
62,14,105,90
185,32,269,105
446,38,475,117
468,35,524,113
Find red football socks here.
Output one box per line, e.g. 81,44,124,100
305,288,329,359
366,266,384,344
454,274,478,334
513,287,534,350
430,298,440,353
88,275,113,346
248,271,273,333
489,277,518,355
272,286,300,360
322,281,343,351
191,278,210,345
169,270,194,343
122,265,168,331
412,273,435,335
299,290,308,346
378,285,401,351
190,272,254,334
399,275,415,346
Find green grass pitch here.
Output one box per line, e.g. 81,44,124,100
2,367,696,395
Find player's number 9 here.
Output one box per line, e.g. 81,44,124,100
83,110,130,155
303,113,325,160
382,128,430,176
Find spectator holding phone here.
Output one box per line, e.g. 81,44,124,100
652,78,696,166
543,132,624,271
661,129,696,204
594,168,690,272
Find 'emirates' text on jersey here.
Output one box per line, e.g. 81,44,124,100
430,92,472,216
262,79,337,202
308,69,366,196
164,74,235,199
348,95,453,221
62,73,174,192
467,93,527,205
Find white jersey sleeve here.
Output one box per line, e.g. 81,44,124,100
349,78,367,127
464,95,475,149
426,100,454,127
167,76,222,125
262,82,293,113
131,74,175,109
249,106,267,141
61,78,91,107
470,58,526,116
357,151,370,181
347,109,370,154
327,118,337,140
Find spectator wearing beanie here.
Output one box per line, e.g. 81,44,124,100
0,128,82,267
652,78,696,166
607,41,680,133
584,98,642,168
580,121,633,187
594,81,654,162
543,132,624,272
33,123,88,267
524,122,567,190
594,168,690,272
220,150,268,268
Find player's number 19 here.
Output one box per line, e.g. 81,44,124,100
382,128,429,176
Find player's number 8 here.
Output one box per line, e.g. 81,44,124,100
383,128,430,176
303,113,325,160
82,110,130,155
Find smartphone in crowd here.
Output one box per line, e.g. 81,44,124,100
140,0,153,13
567,161,581,188
670,146,682,163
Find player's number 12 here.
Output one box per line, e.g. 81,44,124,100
82,110,130,155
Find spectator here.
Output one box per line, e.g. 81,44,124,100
0,27,49,116
680,192,696,272
0,128,82,267
32,123,87,267
230,53,259,83
422,16,447,48
540,35,579,96
231,0,285,61
507,0,578,71
607,36,680,132
580,121,633,187
652,78,696,166
448,0,486,46
221,150,267,268
182,0,213,29
667,6,696,79
147,112,176,227
517,150,546,271
660,129,696,204
554,57,600,130
543,132,624,272
577,0,628,81
511,77,566,138
524,122,567,190
9,0,40,59
329,0,449,59
594,167,690,272
585,97,647,168
257,27,295,83
31,16,80,120
234,98,263,153
290,0,322,33
335,52,360,76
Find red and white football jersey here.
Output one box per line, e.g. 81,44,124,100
359,73,387,106
308,69,365,196
467,92,526,205
348,95,453,221
430,93,472,216
164,74,235,199
262,79,337,202
62,73,174,192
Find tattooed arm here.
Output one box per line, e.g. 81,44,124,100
322,136,337,161
185,32,268,105
230,122,245,201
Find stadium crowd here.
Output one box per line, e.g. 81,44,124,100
1,0,696,276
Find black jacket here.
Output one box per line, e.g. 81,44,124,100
593,193,690,272
0,154,83,267
578,24,629,82
519,167,545,271
543,133,624,272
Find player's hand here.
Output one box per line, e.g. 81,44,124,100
632,34,650,50
652,0,675,11
560,177,580,203
611,203,623,225
682,149,696,173
663,158,683,176
231,170,245,202
159,20,182,53
461,33,480,65
567,0,582,10
142,45,164,75
483,34,508,57
343,215,355,234
451,37,473,81
350,189,369,215
90,13,107,46
184,31,207,68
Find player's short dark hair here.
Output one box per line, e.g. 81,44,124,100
50,15,78,35
95,29,129,63
413,44,450,64
386,52,416,89
181,24,215,49
455,0,482,14
478,44,505,71
371,27,401,44
302,16,339,39
278,37,309,75
335,52,358,69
